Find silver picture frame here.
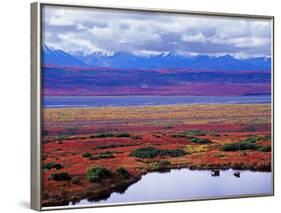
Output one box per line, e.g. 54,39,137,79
31,1,274,211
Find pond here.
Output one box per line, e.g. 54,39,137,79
70,168,272,206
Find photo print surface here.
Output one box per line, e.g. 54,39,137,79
41,4,273,208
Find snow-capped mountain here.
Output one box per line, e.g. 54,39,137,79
42,45,271,71
42,45,86,67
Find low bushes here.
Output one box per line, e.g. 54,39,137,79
130,147,159,158
172,130,209,138
49,172,71,181
160,149,187,157
171,130,215,144
90,133,114,138
184,130,209,136
115,133,130,138
116,167,130,178
258,145,271,152
71,177,81,185
83,151,115,160
130,147,186,158
191,137,212,144
91,152,114,160
82,152,92,158
171,133,189,138
43,162,63,170
90,132,130,138
221,137,271,152
151,160,171,170
221,141,257,151
86,167,111,183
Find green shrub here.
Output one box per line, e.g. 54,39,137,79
235,142,257,150
243,137,257,143
87,175,100,183
191,137,212,144
91,152,114,160
82,152,92,158
130,147,159,158
221,143,236,151
71,177,81,185
99,152,114,158
258,145,271,152
116,167,130,178
171,130,211,138
86,167,111,183
221,137,259,151
115,133,130,138
94,133,114,138
171,133,187,138
49,172,71,181
43,162,63,170
130,147,186,158
159,149,186,157
90,132,130,138
184,130,208,136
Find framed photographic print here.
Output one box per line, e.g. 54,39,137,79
31,1,274,211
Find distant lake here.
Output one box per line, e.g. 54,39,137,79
69,169,272,206
43,95,271,108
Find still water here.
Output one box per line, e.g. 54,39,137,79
70,168,272,206
44,95,271,108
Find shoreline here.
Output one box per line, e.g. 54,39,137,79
42,165,271,207
43,102,271,110
43,95,271,109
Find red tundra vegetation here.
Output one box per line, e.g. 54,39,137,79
41,104,271,207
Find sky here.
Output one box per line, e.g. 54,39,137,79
42,5,272,58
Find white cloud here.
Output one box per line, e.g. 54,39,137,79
42,5,272,58
48,16,74,26
181,33,207,43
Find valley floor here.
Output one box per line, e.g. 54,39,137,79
41,103,272,207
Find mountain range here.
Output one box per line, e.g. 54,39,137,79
42,45,271,71
42,45,271,96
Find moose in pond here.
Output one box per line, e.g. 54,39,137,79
234,171,240,178
211,169,220,176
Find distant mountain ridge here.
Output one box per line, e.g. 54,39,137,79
42,45,271,71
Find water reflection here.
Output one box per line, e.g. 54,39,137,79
70,168,272,206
